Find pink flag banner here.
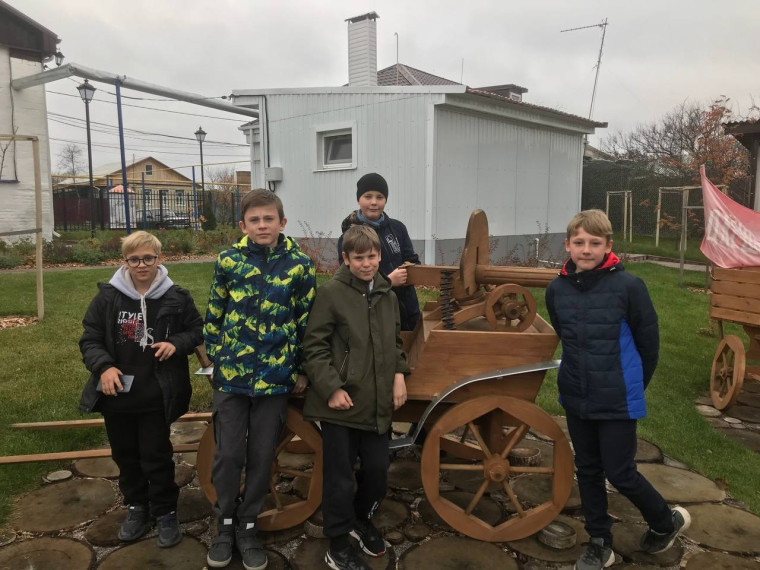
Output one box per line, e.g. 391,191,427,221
700,165,760,268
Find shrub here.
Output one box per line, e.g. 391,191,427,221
164,230,195,255
42,240,74,264
201,202,217,231
0,254,22,269
71,243,109,265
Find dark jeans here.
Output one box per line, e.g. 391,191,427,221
211,391,288,524
566,413,673,544
321,422,389,539
103,410,178,517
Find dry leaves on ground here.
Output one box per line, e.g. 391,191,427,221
0,316,38,330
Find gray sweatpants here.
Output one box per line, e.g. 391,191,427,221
211,391,289,524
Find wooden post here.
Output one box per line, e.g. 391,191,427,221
32,138,44,319
628,190,633,242
655,188,662,247
679,189,688,286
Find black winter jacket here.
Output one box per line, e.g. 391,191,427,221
79,283,204,424
545,254,659,420
337,211,421,331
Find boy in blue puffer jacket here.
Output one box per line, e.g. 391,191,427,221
203,189,316,570
545,209,690,570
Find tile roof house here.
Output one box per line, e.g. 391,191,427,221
233,12,606,263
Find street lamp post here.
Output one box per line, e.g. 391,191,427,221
195,127,206,214
77,79,97,236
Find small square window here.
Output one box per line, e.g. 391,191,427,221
176,190,185,205
145,164,153,176
315,122,357,171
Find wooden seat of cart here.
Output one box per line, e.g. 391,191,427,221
708,266,760,409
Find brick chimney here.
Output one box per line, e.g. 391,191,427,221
346,12,378,87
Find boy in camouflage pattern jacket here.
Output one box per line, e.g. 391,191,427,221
203,189,316,570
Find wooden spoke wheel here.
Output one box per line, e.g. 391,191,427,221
197,406,322,531
710,335,746,410
484,284,537,331
421,396,573,542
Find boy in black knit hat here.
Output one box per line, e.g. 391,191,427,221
337,172,421,331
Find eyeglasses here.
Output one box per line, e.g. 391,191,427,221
125,255,159,267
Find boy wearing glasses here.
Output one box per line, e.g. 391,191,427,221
79,231,203,548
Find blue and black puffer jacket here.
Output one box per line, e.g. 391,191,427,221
545,253,659,420
203,234,316,397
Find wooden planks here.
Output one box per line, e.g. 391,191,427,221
11,412,211,430
710,267,760,326
0,443,199,465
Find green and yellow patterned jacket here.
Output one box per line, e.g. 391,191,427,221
203,234,316,396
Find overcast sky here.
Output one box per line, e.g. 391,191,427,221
16,0,760,176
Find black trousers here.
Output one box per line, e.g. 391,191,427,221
103,410,178,517
211,391,288,524
566,413,673,544
321,422,389,539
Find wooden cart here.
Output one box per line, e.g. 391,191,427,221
196,210,573,542
708,266,760,409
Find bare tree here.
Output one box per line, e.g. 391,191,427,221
204,165,239,224
600,97,749,186
56,143,85,178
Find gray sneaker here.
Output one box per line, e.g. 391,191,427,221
575,537,614,570
117,504,151,542
236,525,267,570
640,506,691,554
156,511,182,548
207,523,235,568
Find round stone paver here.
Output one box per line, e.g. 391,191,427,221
278,451,315,470
725,405,760,424
685,550,760,569
511,474,582,510
507,515,588,563
741,381,760,395
84,509,126,547
99,535,207,569
684,503,760,554
12,478,116,533
400,536,518,569
607,492,644,523
175,463,195,487
716,428,760,452
374,499,409,531
169,421,208,445
696,404,722,417
177,486,212,523
43,469,73,483
634,439,663,463
178,452,197,466
612,522,683,566
418,491,502,529
636,463,725,503
218,548,289,570
387,460,423,491
0,537,94,569
73,457,119,478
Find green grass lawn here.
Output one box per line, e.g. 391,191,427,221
0,261,758,531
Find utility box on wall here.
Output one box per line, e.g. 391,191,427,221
265,167,283,182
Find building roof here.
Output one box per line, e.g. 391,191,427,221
724,119,760,151
476,84,528,96
376,63,460,87
0,0,59,59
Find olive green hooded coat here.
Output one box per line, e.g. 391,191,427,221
303,264,410,433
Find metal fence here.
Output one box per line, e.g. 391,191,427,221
582,160,753,243
52,176,251,232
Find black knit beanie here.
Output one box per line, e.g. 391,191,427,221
356,173,389,200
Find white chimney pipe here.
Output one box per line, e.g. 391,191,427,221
346,12,379,87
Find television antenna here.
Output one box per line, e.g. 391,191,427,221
561,18,608,120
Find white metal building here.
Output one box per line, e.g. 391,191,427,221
0,1,58,242
232,12,606,263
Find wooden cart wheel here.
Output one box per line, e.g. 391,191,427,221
710,335,746,410
484,284,537,331
197,406,322,531
420,396,573,542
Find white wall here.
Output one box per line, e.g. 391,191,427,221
434,107,583,241
261,92,442,243
0,47,53,242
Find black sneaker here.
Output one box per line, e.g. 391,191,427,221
325,544,371,570
236,525,268,570
117,504,151,542
639,506,691,554
575,537,614,570
207,521,235,568
349,519,386,557
156,511,182,548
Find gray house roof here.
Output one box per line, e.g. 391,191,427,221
376,63,460,86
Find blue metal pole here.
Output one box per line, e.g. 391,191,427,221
115,80,131,233
142,172,147,229
191,166,198,230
